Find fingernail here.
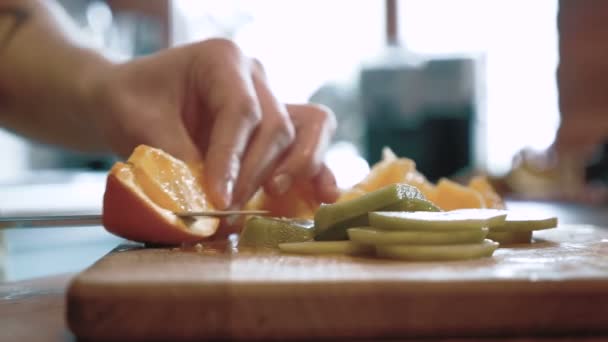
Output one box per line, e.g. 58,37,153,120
320,173,340,202
271,174,292,195
225,203,242,226
220,179,234,209
225,214,239,227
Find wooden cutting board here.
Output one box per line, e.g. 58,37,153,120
67,225,608,341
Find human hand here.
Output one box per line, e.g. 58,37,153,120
88,38,339,209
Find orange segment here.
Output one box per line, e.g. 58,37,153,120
433,178,486,211
422,185,439,205
354,147,417,193
127,145,212,213
339,147,437,204
102,145,219,245
335,147,504,212
247,183,319,219
468,175,505,209
336,188,367,203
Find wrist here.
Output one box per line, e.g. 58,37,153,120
72,48,117,151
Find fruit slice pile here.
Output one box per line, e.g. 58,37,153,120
274,207,559,257
274,186,558,260
278,207,504,261
357,211,502,261
314,184,439,241
274,185,501,261
240,183,439,252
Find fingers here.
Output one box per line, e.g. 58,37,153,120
192,39,338,207
200,41,262,209
230,60,296,207
204,99,260,209
312,164,340,203
263,104,338,202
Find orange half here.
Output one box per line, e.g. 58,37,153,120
102,145,219,245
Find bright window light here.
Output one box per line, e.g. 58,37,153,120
172,0,384,103
173,1,560,176
325,141,370,190
400,0,560,175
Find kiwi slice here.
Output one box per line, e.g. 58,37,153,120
369,210,507,231
278,241,373,256
487,230,533,244
314,184,427,241
448,209,508,228
239,216,314,248
376,239,499,261
490,213,558,232
383,198,441,212
348,227,488,246
450,210,558,232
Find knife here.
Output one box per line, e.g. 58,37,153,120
0,210,269,229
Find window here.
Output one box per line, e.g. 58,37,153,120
173,0,559,176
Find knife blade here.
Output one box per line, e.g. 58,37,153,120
0,210,269,229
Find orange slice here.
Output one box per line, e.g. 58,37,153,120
102,145,219,245
355,147,417,192
339,147,436,202
335,148,504,212
433,178,486,211
468,175,505,209
247,182,319,219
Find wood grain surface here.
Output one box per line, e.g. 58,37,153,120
67,225,608,341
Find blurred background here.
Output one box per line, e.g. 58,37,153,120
0,0,563,186
1,0,608,281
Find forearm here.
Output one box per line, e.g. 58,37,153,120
0,0,113,152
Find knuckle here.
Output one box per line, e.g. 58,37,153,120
309,103,337,134
269,117,296,148
210,142,233,154
209,143,243,166
295,148,322,177
233,97,262,125
299,148,315,165
201,38,241,55
250,57,266,75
